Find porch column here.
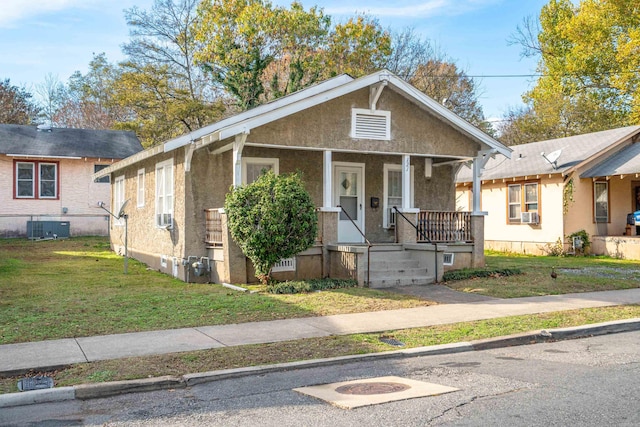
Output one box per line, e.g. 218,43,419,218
402,154,411,210
323,150,332,208
232,133,248,187
320,150,340,277
472,151,492,215
471,214,485,267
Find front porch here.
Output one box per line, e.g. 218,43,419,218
204,208,484,286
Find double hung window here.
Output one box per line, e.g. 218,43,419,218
15,161,58,199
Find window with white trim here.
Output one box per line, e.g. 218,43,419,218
507,182,539,223
137,168,145,207
114,175,125,226
155,160,173,228
15,161,59,199
383,164,414,228
242,157,279,184
594,181,609,223
351,108,391,140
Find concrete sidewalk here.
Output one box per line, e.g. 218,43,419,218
2,288,640,375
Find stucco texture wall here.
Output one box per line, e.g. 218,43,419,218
248,88,480,158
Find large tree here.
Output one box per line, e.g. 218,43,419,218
116,0,225,145
505,0,640,144
0,79,39,124
193,1,390,109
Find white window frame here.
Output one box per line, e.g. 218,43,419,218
383,163,414,228
137,168,145,208
155,159,174,229
38,162,58,199
16,162,35,198
594,181,609,223
242,157,279,184
114,175,125,226
351,108,391,140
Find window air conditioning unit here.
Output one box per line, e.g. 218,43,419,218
521,212,539,224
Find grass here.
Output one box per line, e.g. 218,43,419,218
1,304,638,394
444,250,640,298
0,237,431,345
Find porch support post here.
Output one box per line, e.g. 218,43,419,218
472,150,493,215
323,150,332,207
471,214,485,268
402,154,411,210
232,132,248,188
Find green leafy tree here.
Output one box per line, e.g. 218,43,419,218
224,170,318,285
116,0,225,145
507,0,640,143
0,79,40,124
194,1,391,109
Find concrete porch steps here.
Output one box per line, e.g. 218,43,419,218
367,248,434,288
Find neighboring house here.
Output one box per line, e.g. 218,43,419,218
456,125,640,258
0,124,143,238
94,70,510,286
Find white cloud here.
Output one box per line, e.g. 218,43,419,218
324,0,501,18
0,0,82,27
0,0,140,28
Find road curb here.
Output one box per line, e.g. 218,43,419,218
2,318,639,408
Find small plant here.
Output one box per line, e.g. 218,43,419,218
566,230,590,255
540,238,565,256
443,268,522,282
268,278,358,294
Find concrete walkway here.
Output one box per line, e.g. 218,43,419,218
2,288,640,375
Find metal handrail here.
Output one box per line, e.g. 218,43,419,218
392,206,437,283
337,205,371,287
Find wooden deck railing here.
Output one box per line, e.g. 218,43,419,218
205,208,224,246
417,211,472,243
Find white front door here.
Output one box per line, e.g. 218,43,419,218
334,163,364,243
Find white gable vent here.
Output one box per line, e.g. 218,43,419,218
351,108,391,140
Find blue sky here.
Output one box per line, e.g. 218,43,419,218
0,0,548,120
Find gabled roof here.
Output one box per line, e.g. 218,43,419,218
164,69,510,158
582,140,640,178
95,70,511,179
0,124,143,159
457,125,640,183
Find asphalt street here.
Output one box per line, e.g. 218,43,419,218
2,330,639,426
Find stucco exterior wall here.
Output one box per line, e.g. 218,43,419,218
248,88,480,158
0,155,112,237
111,150,189,279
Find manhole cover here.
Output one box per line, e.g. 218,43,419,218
379,337,405,347
17,376,54,392
335,382,411,395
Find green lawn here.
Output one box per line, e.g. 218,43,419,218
0,237,430,345
445,250,640,298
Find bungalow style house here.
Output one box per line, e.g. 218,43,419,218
0,124,143,238
456,125,640,258
94,70,510,286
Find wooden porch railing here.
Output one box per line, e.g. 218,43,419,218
417,211,472,243
205,208,224,246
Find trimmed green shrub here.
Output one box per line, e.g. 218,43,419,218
268,278,358,294
443,268,522,282
225,170,318,285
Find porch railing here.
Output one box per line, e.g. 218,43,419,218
205,208,224,246
417,211,472,243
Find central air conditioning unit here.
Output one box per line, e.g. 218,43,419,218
521,212,539,224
